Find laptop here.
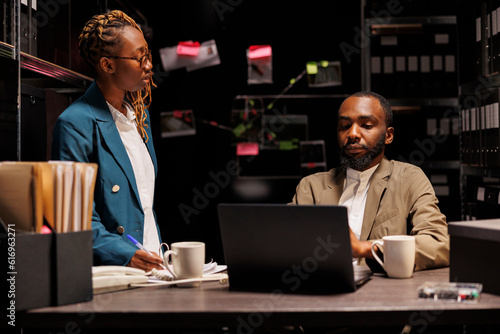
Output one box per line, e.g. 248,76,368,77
217,204,372,294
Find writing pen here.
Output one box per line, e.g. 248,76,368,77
127,234,153,255
127,234,166,269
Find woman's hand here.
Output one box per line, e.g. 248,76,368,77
127,249,164,272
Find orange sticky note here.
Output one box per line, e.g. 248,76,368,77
237,142,259,156
177,41,201,56
248,45,272,59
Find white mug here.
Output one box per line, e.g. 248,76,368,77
371,235,415,279
163,241,205,287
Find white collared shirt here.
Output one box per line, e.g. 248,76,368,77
107,102,160,254
338,164,379,240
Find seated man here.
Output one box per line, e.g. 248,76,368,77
291,91,449,270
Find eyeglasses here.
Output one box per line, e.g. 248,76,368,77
107,49,152,68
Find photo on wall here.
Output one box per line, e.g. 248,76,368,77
160,110,196,138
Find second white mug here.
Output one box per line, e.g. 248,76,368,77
371,235,415,279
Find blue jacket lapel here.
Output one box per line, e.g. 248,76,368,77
85,82,143,209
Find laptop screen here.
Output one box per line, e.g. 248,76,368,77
217,203,363,294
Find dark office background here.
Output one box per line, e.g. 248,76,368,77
136,0,460,263
1,0,464,263
139,0,362,262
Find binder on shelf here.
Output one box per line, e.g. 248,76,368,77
477,105,484,166
379,33,398,97
480,104,487,167
460,106,471,165
487,90,500,167
472,87,500,168
405,30,424,98
382,55,395,97
494,100,500,167
407,54,420,98
419,54,432,97
475,5,484,76
492,3,500,74
394,55,406,97
370,55,383,94
369,33,384,95
469,106,475,166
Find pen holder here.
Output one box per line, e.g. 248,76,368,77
1,230,93,311
52,231,93,306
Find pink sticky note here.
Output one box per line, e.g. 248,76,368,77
41,225,52,234
177,41,201,56
248,45,272,59
237,142,259,156
173,110,184,118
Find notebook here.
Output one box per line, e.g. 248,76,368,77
217,203,372,294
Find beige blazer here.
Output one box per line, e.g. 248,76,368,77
291,157,449,271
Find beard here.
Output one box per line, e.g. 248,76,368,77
339,133,386,171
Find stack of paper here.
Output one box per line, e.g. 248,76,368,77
0,161,98,233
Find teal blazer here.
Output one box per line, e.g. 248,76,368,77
51,81,160,265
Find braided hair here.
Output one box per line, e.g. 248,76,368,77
78,10,154,142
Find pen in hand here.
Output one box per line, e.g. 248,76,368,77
127,234,153,255
127,234,166,269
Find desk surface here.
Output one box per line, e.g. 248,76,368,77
19,268,500,330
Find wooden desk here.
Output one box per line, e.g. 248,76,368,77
18,268,500,331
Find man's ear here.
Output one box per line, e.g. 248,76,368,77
385,127,394,145
99,57,115,74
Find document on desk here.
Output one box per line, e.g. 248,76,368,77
146,262,228,284
92,264,228,293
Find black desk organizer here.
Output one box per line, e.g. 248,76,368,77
448,219,500,295
1,230,93,311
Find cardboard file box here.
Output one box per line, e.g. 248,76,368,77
1,230,93,311
448,219,500,295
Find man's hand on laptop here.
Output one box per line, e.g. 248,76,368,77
349,228,376,259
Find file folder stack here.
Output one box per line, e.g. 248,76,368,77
0,161,97,310
0,161,97,233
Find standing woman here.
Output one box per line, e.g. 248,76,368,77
52,10,164,271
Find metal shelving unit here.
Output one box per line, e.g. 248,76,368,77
456,0,500,220
361,15,460,164
0,41,92,92
0,0,93,161
361,9,462,221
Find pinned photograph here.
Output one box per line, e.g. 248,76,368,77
247,45,273,85
306,60,342,87
159,39,221,72
160,110,196,138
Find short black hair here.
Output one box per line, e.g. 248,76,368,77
348,91,393,127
